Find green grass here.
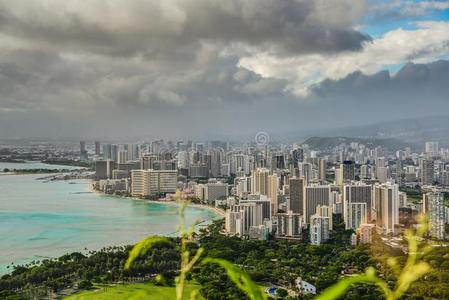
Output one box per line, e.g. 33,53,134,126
64,282,203,300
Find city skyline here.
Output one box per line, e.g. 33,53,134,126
2,2,449,299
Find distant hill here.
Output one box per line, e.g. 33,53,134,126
322,115,449,146
302,136,410,151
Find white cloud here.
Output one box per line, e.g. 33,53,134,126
239,21,449,96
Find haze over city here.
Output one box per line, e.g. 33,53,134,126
0,0,449,139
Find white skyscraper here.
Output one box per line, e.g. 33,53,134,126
251,168,270,195
131,169,177,197
372,183,399,235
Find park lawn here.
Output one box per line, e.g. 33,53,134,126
64,282,203,300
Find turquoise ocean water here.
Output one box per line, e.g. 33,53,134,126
0,162,217,274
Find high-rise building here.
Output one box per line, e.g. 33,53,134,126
372,183,399,235
95,160,115,180
235,176,251,199
251,168,270,195
241,194,272,221
304,185,331,224
360,164,371,179
268,174,279,214
131,169,177,197
341,161,355,182
126,143,137,161
208,149,222,177
335,167,343,185
420,159,434,186
103,144,112,160
425,142,439,154
310,205,332,245
111,144,118,162
347,202,367,231
318,158,327,183
271,154,285,170
80,141,88,161
94,141,101,156
424,192,446,240
288,177,304,214
95,141,101,156
204,182,228,205
276,211,303,238
376,166,389,183
194,184,206,202
225,202,263,236
343,183,372,230
118,150,129,164
298,162,312,183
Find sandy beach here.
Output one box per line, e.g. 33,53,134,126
90,184,226,218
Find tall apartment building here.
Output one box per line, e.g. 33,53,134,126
241,194,272,221
276,211,303,238
372,183,399,235
341,161,355,182
420,159,434,186
288,177,304,214
95,160,115,180
298,162,312,183
204,182,228,205
225,202,263,236
103,144,112,160
251,168,270,195
310,205,332,245
118,150,129,164
80,141,88,161
126,143,137,161
318,158,327,183
343,183,372,230
131,169,177,197
304,185,331,224
94,141,101,156
424,192,446,240
268,174,279,214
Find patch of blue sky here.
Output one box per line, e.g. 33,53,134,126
360,0,449,38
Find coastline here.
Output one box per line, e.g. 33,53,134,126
0,178,222,274
89,184,226,218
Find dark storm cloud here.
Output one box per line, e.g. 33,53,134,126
0,0,368,126
308,60,449,126
312,60,449,100
3,1,446,139
0,0,369,57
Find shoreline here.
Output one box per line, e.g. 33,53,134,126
0,179,223,274
89,184,226,218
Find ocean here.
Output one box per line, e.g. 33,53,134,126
0,162,217,274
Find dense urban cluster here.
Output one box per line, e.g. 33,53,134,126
89,138,449,247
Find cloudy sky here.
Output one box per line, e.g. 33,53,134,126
0,0,448,140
